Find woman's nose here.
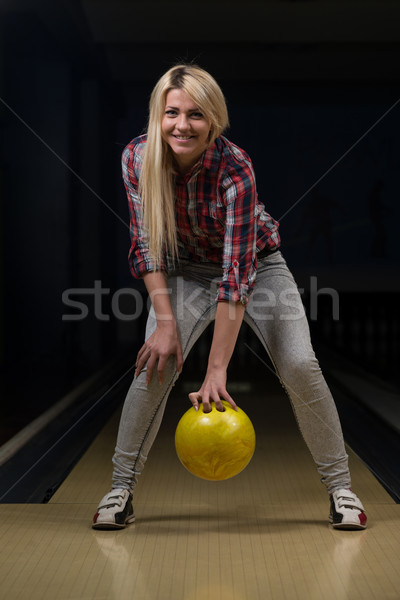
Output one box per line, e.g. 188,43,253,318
176,115,190,130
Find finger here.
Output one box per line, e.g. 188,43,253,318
207,387,225,412
213,394,226,412
202,391,212,413
157,354,167,385
135,344,148,375
204,384,225,412
136,342,148,362
135,357,143,377
135,349,150,377
188,392,200,411
220,390,238,412
146,354,157,385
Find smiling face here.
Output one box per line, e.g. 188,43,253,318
161,88,212,174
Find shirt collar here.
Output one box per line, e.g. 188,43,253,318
202,138,221,173
173,138,221,180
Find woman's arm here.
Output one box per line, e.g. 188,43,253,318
135,271,183,385
191,154,258,411
188,300,245,412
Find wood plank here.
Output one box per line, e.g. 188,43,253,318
1,377,399,600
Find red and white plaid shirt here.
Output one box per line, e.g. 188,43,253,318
122,135,280,304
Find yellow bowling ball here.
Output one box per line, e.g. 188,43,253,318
175,400,256,481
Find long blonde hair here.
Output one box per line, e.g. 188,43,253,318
139,64,229,266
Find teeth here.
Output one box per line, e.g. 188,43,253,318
175,136,192,140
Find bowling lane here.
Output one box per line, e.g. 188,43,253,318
1,373,400,600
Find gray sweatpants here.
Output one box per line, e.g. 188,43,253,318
112,251,351,495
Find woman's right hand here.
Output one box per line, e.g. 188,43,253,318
135,321,183,385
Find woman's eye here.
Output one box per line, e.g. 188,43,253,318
164,109,203,118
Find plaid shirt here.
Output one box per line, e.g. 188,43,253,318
122,135,280,304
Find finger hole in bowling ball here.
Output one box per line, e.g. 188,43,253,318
202,402,225,413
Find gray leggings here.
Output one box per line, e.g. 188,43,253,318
112,251,351,496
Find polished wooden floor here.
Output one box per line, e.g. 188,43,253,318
1,377,400,600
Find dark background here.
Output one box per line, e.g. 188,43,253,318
1,0,399,445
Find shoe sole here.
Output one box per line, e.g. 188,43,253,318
331,522,367,530
329,517,367,530
92,515,136,530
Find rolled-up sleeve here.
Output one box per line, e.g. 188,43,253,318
122,143,167,279
217,160,258,305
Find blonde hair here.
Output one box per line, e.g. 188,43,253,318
139,64,229,267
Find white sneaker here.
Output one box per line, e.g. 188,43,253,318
92,488,135,530
329,488,367,530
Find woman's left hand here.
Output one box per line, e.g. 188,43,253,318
188,366,238,413
135,321,183,385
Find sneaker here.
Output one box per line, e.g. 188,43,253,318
329,488,367,530
92,488,135,530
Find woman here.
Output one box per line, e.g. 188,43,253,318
92,64,367,531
